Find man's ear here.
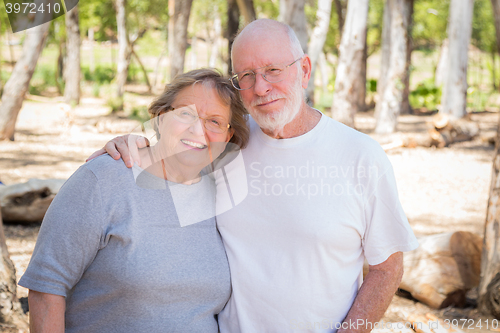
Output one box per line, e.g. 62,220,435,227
300,55,312,89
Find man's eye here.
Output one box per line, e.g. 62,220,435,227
266,67,282,75
240,72,253,80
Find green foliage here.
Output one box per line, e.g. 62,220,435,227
106,96,123,112
323,1,341,55
367,79,377,93
126,64,144,83
79,0,116,42
409,79,441,110
82,65,116,84
367,0,384,55
254,0,279,19
129,105,149,122
471,0,496,52
467,86,490,111
412,0,449,50
29,62,64,96
91,83,101,97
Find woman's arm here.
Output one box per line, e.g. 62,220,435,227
28,290,65,333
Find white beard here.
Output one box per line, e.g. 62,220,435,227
247,78,304,133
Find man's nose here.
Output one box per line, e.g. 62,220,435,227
253,73,272,96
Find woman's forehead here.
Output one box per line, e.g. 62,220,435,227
174,85,229,115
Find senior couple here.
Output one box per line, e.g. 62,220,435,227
20,19,418,333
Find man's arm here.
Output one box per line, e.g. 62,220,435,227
338,252,403,333
28,290,65,333
86,135,149,167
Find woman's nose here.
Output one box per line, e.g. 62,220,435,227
189,118,206,136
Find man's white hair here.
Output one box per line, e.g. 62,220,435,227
231,19,304,70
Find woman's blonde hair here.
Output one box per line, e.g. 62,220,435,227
149,68,249,149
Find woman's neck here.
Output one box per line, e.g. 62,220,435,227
138,146,202,185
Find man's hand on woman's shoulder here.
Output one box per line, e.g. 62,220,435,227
86,134,150,168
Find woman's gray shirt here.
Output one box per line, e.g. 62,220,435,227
19,155,231,333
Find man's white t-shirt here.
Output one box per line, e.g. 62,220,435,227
215,113,419,333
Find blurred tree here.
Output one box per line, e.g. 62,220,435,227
236,0,256,24
331,0,369,127
0,22,51,141
115,0,130,109
65,6,81,105
441,0,474,119
306,0,333,106
375,0,412,134
0,209,27,329
226,0,240,74
279,0,308,53
333,0,346,37
169,0,194,80
492,0,500,91
478,113,500,319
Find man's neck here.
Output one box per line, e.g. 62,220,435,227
260,104,321,139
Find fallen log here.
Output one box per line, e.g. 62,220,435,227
0,179,65,223
381,114,480,151
399,231,483,309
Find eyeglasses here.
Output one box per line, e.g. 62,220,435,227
170,106,230,134
230,57,303,91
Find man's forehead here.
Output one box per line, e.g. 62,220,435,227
232,39,293,72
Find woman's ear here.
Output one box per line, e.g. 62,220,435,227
226,128,234,143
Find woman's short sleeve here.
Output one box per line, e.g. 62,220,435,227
18,165,104,296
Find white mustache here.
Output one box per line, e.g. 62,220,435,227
251,93,285,107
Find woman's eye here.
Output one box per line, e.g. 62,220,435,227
210,119,221,126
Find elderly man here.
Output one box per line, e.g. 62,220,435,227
92,19,418,332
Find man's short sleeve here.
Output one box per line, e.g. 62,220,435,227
18,165,104,296
362,164,419,266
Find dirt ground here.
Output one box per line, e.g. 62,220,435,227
0,96,498,331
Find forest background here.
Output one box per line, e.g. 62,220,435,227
0,0,499,331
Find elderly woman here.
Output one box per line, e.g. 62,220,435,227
19,69,249,333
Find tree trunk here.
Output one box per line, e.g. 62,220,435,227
492,50,497,91
400,0,414,115
131,48,151,92
399,232,482,309
435,39,449,87
0,22,50,141
115,0,131,105
226,0,240,74
168,0,194,80
235,0,256,25
64,6,81,105
441,0,474,119
306,0,333,106
492,0,500,92
209,7,221,68
331,0,369,127
279,0,308,53
333,0,346,38
89,28,95,74
478,113,500,319
0,209,28,329
357,30,367,112
374,0,411,134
